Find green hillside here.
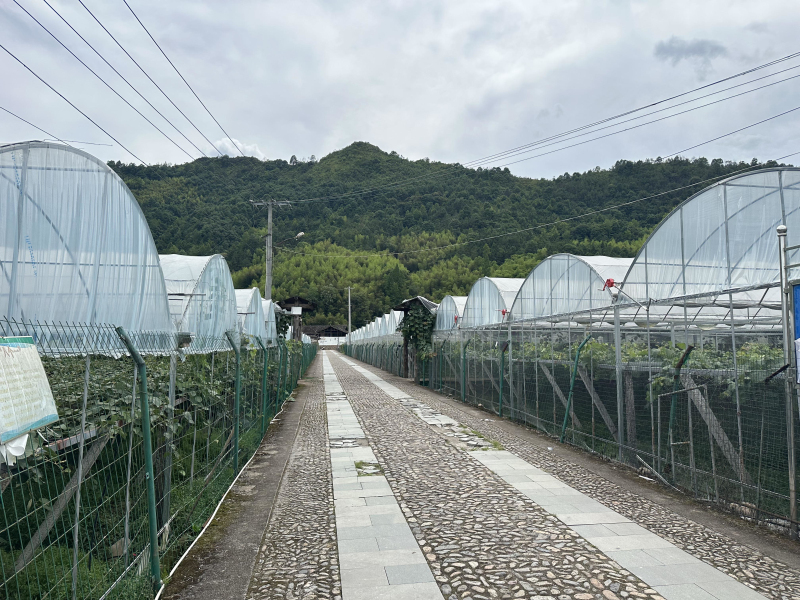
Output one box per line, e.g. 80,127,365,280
109,143,777,327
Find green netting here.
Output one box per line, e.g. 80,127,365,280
0,318,316,600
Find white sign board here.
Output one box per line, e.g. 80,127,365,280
0,337,58,443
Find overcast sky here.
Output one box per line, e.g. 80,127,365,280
1,0,798,178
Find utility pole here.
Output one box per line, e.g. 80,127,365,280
346,286,352,342
250,198,291,300
266,201,273,300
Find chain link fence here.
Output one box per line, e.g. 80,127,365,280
0,318,316,600
343,307,799,538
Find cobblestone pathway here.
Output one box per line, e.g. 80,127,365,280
335,354,800,600
246,359,341,600
328,352,663,600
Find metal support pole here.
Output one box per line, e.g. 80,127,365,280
777,225,798,537
613,300,625,461
265,200,273,300
256,338,269,437
499,343,506,417
116,327,162,594
560,335,592,443
462,338,471,402
71,356,91,600
225,331,241,475
161,354,177,545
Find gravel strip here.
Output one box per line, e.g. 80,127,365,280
330,353,663,600
246,359,341,600
348,355,800,600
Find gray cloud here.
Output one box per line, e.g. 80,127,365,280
654,36,728,79
1,1,797,178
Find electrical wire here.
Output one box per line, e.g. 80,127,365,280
0,105,72,146
275,148,800,260
40,0,209,158
288,71,800,203
0,42,148,164
75,0,225,156
121,0,244,157
13,0,195,160
273,51,800,205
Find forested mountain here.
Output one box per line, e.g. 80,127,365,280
109,142,779,327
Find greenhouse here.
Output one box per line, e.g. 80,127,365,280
434,295,467,331
235,287,268,346
0,141,173,338
262,298,279,342
159,253,239,353
346,167,800,534
460,277,524,328
509,254,632,321
0,142,317,600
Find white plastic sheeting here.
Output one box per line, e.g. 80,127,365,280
261,299,279,342
461,277,524,328
0,141,172,332
434,296,467,330
159,254,238,351
235,288,267,346
621,169,800,308
509,255,632,321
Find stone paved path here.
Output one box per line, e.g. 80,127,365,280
327,351,665,600
323,353,443,600
330,352,800,600
246,357,340,600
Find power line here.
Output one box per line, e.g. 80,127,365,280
289,70,800,202
475,69,800,168
75,0,225,156
276,50,800,205
0,105,72,146
121,0,244,157
13,0,195,160
0,42,147,164
501,94,800,168
276,148,800,261
460,51,800,168
40,0,209,158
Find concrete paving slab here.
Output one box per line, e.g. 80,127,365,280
569,524,618,538
586,533,675,552
342,581,443,600
370,512,407,525
340,565,390,588
654,583,718,600
630,562,732,586
606,549,665,568
367,495,401,506
644,547,703,565
377,536,421,551
339,549,428,570
385,563,436,585
557,512,632,525
339,537,380,554
698,580,766,600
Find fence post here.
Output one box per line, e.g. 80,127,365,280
255,338,269,438
613,298,625,461
777,225,798,537
462,338,472,402
71,355,91,600
225,331,241,474
116,327,162,594
499,342,508,417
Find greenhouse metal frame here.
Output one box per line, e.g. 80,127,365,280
1,142,316,600
345,167,800,537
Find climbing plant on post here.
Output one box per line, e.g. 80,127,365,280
399,304,436,383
